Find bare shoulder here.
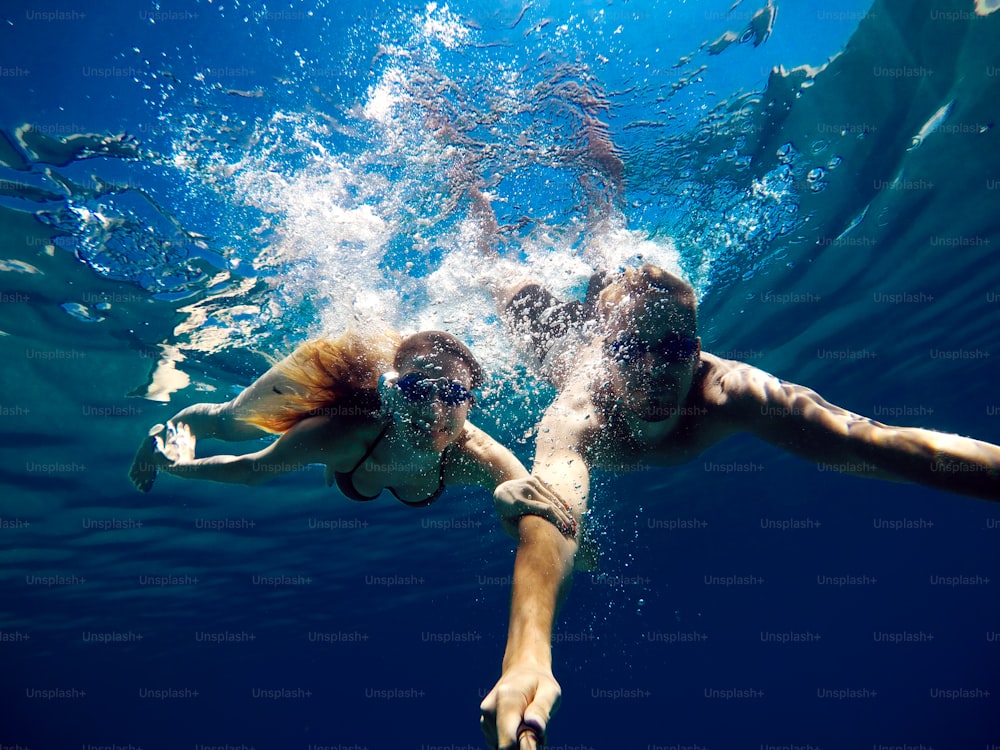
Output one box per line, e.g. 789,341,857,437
454,421,501,457
553,367,602,417
698,352,780,413
527,372,605,465
288,414,378,459
544,372,603,435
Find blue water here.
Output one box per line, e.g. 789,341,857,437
2,0,1000,747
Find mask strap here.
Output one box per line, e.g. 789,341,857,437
378,371,401,420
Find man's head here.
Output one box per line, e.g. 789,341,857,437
596,264,701,422
390,331,483,451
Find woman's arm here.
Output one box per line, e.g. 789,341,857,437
129,400,274,492
448,422,578,539
448,422,530,487
159,401,273,442
128,358,303,491
156,416,333,486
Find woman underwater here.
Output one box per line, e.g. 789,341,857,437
129,328,576,538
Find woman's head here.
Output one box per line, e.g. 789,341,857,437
394,331,485,389
388,331,483,452
238,330,395,433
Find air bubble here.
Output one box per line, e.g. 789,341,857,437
60,302,105,323
776,142,796,164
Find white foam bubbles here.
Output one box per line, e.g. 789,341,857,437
418,3,471,50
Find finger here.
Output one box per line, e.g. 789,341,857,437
525,679,560,730
479,691,499,749
495,691,527,750
531,477,562,504
543,487,577,521
517,724,541,750
519,478,553,502
527,478,577,520
517,499,574,537
539,491,579,537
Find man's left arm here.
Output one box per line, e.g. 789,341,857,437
724,364,1000,501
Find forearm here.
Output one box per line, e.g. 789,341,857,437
743,368,1000,501
502,515,576,670
166,403,270,442
863,427,1000,501
162,453,271,485
792,422,1000,501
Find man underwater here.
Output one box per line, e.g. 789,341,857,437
481,263,1000,749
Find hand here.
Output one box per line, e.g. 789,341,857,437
129,423,169,492
494,477,578,541
480,663,560,750
154,420,196,466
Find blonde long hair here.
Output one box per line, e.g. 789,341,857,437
240,329,400,433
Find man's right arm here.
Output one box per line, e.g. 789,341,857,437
528,385,597,530
482,383,599,748
493,383,598,565
480,513,574,750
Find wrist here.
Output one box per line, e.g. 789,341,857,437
502,644,552,673
502,626,553,671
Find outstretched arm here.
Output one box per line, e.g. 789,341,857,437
480,514,575,750
129,400,273,492
481,385,598,748
526,385,596,534
725,363,1000,501
128,358,305,491
155,416,331,486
